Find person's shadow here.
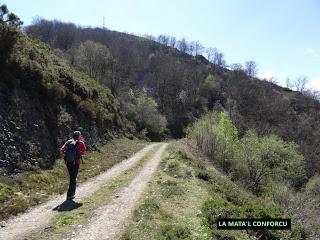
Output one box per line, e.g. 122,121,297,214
53,200,83,212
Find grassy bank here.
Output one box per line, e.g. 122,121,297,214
119,141,303,240
0,138,147,221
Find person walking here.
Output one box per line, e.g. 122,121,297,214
60,131,86,200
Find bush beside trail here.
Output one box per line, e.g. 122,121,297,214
187,111,320,238
187,111,306,194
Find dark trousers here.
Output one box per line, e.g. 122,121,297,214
66,163,79,197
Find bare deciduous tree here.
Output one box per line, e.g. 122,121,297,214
245,61,258,77
214,51,226,67
190,40,204,56
294,76,309,93
230,63,243,71
205,47,217,62
75,40,112,81
304,89,320,101
143,34,156,41
177,37,189,53
205,47,226,67
169,36,176,48
188,41,194,55
157,34,169,45
285,77,293,89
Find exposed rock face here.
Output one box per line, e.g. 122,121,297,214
0,28,131,174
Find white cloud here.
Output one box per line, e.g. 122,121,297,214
306,48,315,54
306,77,320,90
305,48,320,57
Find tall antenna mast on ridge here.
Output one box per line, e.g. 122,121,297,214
103,16,105,29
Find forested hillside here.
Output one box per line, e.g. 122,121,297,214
26,19,320,176
1,3,320,239
0,17,135,174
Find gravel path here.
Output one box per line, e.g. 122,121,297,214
0,143,157,240
71,143,168,240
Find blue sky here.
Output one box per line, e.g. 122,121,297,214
6,0,320,89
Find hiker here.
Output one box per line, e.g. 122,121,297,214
60,131,86,200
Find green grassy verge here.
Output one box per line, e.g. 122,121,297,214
118,142,212,240
27,144,162,240
0,138,148,221
119,141,304,240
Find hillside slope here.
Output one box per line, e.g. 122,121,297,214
26,20,320,176
120,140,305,240
0,25,134,174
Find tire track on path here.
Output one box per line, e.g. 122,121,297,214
72,143,168,240
0,143,157,240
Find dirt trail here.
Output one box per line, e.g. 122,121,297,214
71,143,168,240
0,143,157,240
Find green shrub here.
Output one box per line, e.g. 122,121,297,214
202,196,285,240
78,99,97,119
241,201,283,218
22,172,57,191
187,111,238,172
305,175,320,199
122,90,167,140
165,157,193,179
57,107,72,127
0,183,15,202
187,111,306,194
234,131,306,193
1,197,29,218
202,196,241,221
166,159,180,171
159,179,184,198
266,183,294,208
133,197,160,221
15,162,39,171
47,83,66,101
196,170,212,181
159,223,191,240
68,92,81,105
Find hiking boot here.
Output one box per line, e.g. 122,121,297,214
66,195,75,201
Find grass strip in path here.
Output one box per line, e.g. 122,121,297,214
71,143,168,240
27,144,163,240
0,138,148,221
118,143,213,240
0,140,155,240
